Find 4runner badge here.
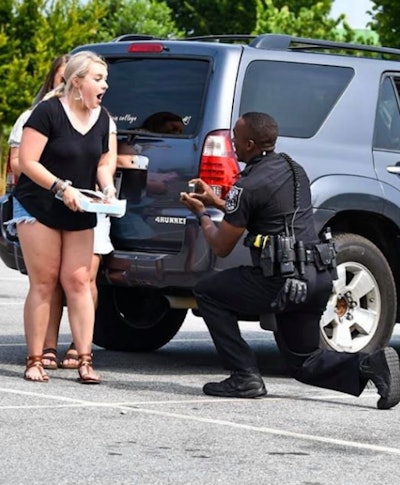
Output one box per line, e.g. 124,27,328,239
225,186,243,213
155,216,186,224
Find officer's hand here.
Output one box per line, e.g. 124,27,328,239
180,191,205,214
188,178,222,208
271,278,308,312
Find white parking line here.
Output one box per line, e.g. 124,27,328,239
0,277,26,281
0,301,25,306
0,342,74,347
126,407,400,456
0,338,264,346
171,337,266,342
1,387,399,456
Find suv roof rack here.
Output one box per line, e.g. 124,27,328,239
112,33,257,44
250,34,400,60
185,35,256,43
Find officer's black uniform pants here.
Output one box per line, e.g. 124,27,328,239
194,265,369,396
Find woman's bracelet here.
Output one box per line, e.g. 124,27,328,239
55,179,72,199
50,178,60,193
102,184,116,197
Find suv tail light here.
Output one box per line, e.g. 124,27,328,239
5,149,17,193
127,43,165,53
199,130,240,198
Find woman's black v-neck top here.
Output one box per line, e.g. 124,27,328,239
14,96,110,230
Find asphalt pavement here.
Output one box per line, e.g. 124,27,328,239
1,259,400,485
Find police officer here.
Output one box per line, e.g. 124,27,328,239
180,111,400,409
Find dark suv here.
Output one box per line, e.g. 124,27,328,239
2,34,400,354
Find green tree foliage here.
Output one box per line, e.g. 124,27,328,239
0,0,46,127
274,0,317,13
164,0,370,45
0,0,106,130
369,0,399,48
164,0,258,36
100,0,182,39
253,0,356,41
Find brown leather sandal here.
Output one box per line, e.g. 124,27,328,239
78,354,100,385
59,343,79,369
24,355,49,382
42,347,59,370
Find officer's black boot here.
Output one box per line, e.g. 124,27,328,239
359,347,400,409
203,371,267,398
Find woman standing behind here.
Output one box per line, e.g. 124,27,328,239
14,51,116,383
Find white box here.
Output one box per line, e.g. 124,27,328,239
78,196,127,217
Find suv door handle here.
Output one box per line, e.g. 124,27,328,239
386,165,400,174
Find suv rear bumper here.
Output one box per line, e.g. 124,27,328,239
102,249,212,289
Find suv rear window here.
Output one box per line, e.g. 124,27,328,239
103,58,210,135
240,61,354,138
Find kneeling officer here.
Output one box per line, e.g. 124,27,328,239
180,111,400,409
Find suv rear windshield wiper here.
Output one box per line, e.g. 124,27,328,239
118,129,165,138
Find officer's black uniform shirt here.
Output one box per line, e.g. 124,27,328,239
224,151,318,261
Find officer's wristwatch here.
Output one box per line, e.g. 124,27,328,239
196,211,211,224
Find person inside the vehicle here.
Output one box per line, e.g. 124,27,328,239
115,112,183,193
141,111,184,135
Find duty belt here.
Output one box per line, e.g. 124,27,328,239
244,232,337,278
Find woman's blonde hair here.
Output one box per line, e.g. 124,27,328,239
50,51,107,98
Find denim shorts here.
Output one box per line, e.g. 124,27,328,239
5,197,36,237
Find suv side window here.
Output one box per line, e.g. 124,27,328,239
240,61,353,138
374,76,400,151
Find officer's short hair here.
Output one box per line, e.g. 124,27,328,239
242,112,278,152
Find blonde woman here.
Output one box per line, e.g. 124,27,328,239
12,51,116,383
8,54,71,370
8,54,117,371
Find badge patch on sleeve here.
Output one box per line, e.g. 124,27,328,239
225,185,243,213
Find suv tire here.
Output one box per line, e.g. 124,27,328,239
93,286,187,351
320,232,396,353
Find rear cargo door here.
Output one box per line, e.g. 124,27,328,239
102,55,211,252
